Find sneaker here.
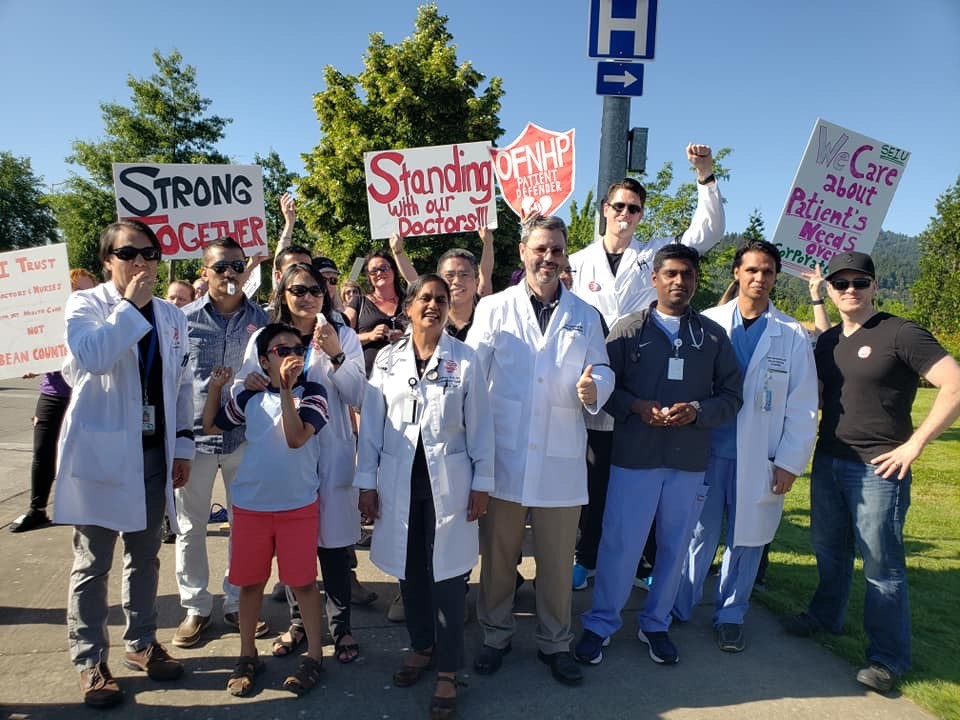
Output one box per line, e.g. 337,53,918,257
637,628,679,665
572,563,595,591
172,613,211,648
717,623,746,653
856,663,898,693
350,573,378,606
781,611,822,637
223,612,270,638
573,629,610,665
123,641,183,681
387,592,405,623
80,663,123,708
9,509,51,533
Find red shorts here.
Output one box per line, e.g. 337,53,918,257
228,500,319,588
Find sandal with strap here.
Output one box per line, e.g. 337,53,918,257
392,648,434,687
226,655,263,697
283,655,324,696
334,635,360,664
272,624,307,657
430,674,466,720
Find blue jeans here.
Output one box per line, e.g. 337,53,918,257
808,451,911,675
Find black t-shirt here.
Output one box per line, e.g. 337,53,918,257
349,294,406,377
815,312,947,462
606,251,624,276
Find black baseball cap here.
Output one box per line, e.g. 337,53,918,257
312,257,339,274
825,251,875,280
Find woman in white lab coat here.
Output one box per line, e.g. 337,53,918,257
237,262,365,663
356,274,494,720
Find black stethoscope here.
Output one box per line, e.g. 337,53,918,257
630,310,705,362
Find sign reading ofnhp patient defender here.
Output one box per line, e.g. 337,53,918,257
112,163,267,261
0,243,71,379
490,123,576,219
364,142,497,240
770,119,910,278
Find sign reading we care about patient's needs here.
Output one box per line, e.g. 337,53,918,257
364,142,497,240
770,119,910,278
0,243,71,379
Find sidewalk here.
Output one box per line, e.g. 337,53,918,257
0,379,935,719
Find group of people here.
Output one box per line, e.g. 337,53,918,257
15,141,960,717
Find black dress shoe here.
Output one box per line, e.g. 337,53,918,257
537,650,583,686
10,509,51,533
473,643,511,675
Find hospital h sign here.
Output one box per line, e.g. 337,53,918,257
587,0,658,60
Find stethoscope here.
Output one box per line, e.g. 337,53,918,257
630,310,705,362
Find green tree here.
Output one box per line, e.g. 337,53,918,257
912,176,960,335
0,152,59,251
298,3,509,284
50,50,231,275
567,190,596,254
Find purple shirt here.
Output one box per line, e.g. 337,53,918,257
39,371,71,398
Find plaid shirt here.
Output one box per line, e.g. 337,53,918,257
183,294,269,454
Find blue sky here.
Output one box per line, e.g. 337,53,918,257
1,0,957,238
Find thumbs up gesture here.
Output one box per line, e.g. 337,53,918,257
576,364,597,406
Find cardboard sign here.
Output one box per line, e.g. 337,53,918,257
770,119,910,278
363,142,497,240
0,244,71,379
112,163,267,260
490,123,575,218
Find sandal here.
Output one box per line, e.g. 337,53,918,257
335,635,360,664
226,655,263,696
392,647,434,687
282,655,324,696
272,624,307,657
430,674,466,720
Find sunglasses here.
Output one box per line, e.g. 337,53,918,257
829,277,872,291
342,288,360,296
110,246,161,262
323,275,339,285
206,260,246,274
268,344,307,358
608,201,643,215
287,284,325,297
368,265,393,275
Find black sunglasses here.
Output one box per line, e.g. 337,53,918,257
829,277,872,291
608,201,643,215
268,344,307,358
206,260,246,274
110,246,161,262
287,284,325,297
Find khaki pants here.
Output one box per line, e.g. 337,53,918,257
477,497,580,654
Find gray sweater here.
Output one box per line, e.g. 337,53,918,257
604,305,743,472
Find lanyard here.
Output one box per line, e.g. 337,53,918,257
139,325,157,403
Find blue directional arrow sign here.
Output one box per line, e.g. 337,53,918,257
596,62,644,97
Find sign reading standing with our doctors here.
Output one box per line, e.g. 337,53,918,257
770,118,910,277
112,163,268,260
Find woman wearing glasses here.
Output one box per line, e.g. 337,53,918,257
236,262,367,667
343,250,407,376
356,274,494,720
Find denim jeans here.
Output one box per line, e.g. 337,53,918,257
808,450,912,675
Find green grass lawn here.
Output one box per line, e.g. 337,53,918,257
755,387,960,719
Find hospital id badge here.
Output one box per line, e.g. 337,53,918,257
402,396,419,424
667,357,685,381
142,404,156,435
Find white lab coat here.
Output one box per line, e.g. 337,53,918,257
569,182,725,328
703,299,818,547
237,322,365,548
355,331,494,582
466,283,613,507
54,283,195,532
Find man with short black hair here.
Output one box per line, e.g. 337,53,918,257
783,251,960,693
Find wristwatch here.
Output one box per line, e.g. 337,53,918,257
689,400,702,418
330,352,346,367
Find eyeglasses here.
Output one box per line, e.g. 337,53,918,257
268,344,307,358
608,201,643,215
206,260,246,274
286,284,325,297
322,274,339,286
526,245,566,258
829,277,872,291
442,271,475,281
368,265,393,275
342,288,360,297
110,246,161,262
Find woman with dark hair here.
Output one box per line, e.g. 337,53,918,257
356,274,494,719
343,249,407,376
236,262,366,664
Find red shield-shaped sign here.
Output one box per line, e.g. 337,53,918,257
490,123,575,218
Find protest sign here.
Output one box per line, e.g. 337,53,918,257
112,163,267,260
770,119,910,278
0,244,71,379
490,123,575,218
364,142,497,240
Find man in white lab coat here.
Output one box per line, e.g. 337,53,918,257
466,215,614,686
672,239,818,653
55,221,195,708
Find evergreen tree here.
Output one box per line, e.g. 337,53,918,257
0,152,59,251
